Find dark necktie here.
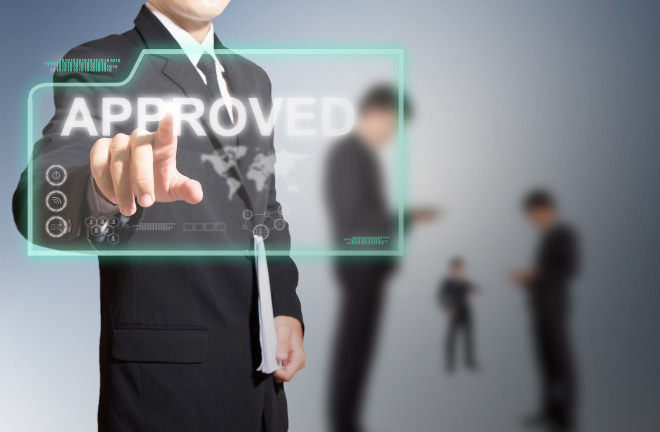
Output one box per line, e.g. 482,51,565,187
197,53,222,99
197,53,235,126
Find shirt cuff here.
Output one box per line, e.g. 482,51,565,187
87,174,119,217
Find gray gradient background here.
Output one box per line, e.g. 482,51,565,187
1,1,659,431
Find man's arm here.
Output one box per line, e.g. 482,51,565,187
255,71,305,382
325,144,392,238
263,155,305,382
13,48,106,248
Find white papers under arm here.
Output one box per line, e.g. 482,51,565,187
254,235,282,374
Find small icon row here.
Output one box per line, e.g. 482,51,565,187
85,216,120,228
183,222,227,232
45,166,69,237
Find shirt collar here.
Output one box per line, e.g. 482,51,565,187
148,6,219,69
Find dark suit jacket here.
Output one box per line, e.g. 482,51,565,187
13,6,302,431
439,278,473,319
530,223,579,318
324,133,399,252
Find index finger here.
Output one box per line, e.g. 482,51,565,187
130,131,155,207
154,111,176,148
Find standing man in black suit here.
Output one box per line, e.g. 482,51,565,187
13,1,305,430
325,85,420,432
439,257,479,373
512,190,579,432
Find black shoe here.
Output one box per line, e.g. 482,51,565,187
522,413,551,429
546,425,574,432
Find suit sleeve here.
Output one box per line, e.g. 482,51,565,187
13,42,139,251
325,146,392,238
259,72,304,328
13,45,108,250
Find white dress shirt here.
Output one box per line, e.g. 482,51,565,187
88,6,234,216
148,6,234,123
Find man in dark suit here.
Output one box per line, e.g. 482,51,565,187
512,190,579,432
13,1,304,430
439,257,479,373
324,85,418,432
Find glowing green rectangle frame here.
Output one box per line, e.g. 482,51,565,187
27,48,407,257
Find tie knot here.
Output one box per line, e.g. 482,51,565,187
197,53,217,78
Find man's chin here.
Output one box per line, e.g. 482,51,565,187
189,0,231,20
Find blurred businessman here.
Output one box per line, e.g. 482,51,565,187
439,257,479,373
325,85,429,432
512,190,579,432
13,1,304,430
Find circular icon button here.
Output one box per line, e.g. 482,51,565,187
46,190,67,212
46,165,67,186
46,216,68,238
274,218,286,230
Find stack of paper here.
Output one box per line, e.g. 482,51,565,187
254,235,282,374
